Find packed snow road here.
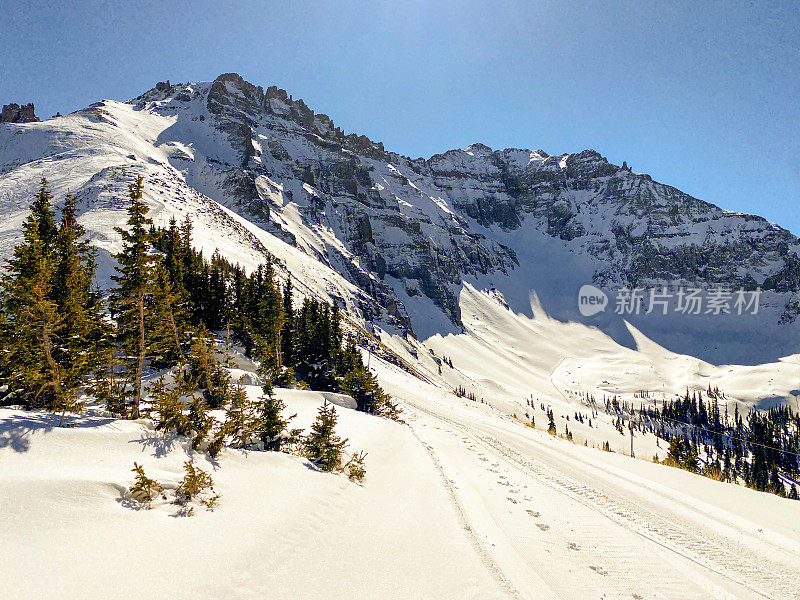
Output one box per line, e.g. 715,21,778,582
397,392,800,600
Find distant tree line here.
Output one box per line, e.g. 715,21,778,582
601,388,800,499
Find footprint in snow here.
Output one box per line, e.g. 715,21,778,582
536,523,550,531
567,542,580,551
526,509,540,518
589,565,608,576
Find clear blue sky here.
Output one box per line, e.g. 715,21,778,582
2,1,798,233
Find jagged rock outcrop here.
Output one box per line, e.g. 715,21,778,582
1,102,39,123
121,73,800,337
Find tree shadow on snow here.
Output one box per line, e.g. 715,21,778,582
0,411,115,453
129,432,182,458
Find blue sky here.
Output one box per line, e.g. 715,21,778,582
2,1,798,232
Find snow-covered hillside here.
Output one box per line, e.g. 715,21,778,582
2,73,800,363
4,347,800,600
3,74,800,599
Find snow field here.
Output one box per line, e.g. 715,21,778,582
0,387,503,600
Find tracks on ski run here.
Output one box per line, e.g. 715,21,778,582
406,399,800,600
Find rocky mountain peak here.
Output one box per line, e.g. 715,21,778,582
465,143,494,156
112,73,800,347
1,102,40,123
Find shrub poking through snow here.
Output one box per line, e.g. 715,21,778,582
129,462,163,507
176,461,218,510
149,371,213,451
343,450,367,483
208,383,261,456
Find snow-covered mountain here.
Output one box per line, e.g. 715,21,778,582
2,72,799,363
5,74,800,600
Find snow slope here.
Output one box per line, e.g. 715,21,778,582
0,99,374,317
381,361,800,600
3,286,800,598
4,355,800,600
0,389,504,600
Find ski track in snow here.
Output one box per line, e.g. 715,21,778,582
407,423,525,600
404,398,800,600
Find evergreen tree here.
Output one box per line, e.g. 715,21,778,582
280,277,294,368
52,193,110,399
28,178,59,255
304,400,347,472
110,176,154,418
187,328,230,408
547,410,556,435
252,261,284,375
129,462,163,506
665,435,698,472
209,383,261,456
258,384,295,451
148,263,189,368
0,179,64,410
149,375,192,436
340,365,400,420
293,298,342,389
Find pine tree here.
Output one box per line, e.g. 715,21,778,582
149,374,192,436
280,277,294,368
0,179,64,410
148,263,189,368
187,328,230,408
258,385,295,451
209,383,260,456
292,298,342,389
340,365,400,420
129,462,163,507
110,176,154,419
29,177,58,255
304,400,347,472
547,410,556,435
176,461,217,507
52,193,110,404
252,261,284,375
342,450,367,483
665,435,698,472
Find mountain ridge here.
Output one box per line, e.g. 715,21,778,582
2,72,799,363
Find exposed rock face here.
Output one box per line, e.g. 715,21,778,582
1,103,40,123
129,73,800,337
